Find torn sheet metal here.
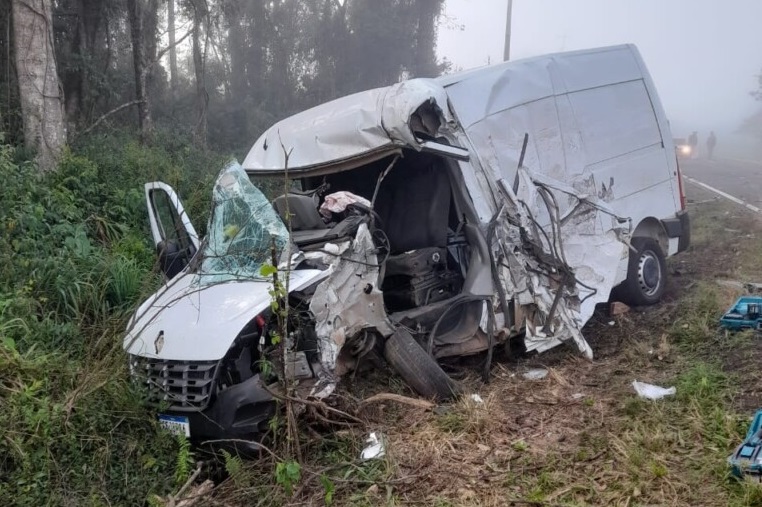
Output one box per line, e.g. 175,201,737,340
493,166,628,359
242,79,454,174
308,224,394,397
380,78,456,147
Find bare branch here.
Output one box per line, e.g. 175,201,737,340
155,29,192,65
359,393,436,411
77,99,143,137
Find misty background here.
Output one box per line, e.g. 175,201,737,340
438,0,762,158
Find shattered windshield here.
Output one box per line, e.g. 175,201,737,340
196,161,289,285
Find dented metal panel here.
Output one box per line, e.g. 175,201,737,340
308,224,395,397
242,79,455,175
491,167,628,358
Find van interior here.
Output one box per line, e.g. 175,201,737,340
269,149,493,360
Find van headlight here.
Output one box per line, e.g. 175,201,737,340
680,145,691,155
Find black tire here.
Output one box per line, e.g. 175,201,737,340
383,328,460,400
618,237,667,306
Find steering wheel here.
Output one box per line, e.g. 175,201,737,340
344,202,384,231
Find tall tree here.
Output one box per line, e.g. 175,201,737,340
167,0,178,95
127,0,158,140
189,0,207,146
11,0,66,171
222,0,246,132
411,0,443,77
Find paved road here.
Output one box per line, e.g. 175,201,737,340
680,158,762,208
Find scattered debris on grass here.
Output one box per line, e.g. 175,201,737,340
523,368,549,380
360,432,386,460
632,380,676,400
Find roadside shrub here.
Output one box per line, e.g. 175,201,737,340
0,131,226,505
0,333,180,506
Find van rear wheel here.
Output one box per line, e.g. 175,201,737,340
618,237,666,306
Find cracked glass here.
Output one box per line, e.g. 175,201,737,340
196,161,289,285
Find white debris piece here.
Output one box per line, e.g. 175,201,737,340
319,191,371,219
523,368,549,380
469,394,484,403
632,380,676,400
360,432,386,461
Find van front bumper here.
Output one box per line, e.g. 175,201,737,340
662,210,690,253
163,374,276,442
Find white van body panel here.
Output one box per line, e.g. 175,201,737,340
241,79,455,173
124,268,327,361
441,44,682,286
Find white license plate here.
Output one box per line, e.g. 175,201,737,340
158,414,190,437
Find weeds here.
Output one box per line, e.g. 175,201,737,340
0,135,219,505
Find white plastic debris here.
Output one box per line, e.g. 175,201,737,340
523,368,549,380
319,191,371,218
571,393,584,400
360,432,386,461
469,394,484,403
632,380,676,400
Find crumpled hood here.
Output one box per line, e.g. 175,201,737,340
124,269,326,361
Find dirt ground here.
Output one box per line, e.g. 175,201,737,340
211,185,762,507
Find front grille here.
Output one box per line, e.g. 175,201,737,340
130,355,219,411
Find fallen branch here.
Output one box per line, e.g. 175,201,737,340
173,463,203,501
175,480,214,507
359,393,436,411
78,100,143,137
264,387,365,425
158,463,215,507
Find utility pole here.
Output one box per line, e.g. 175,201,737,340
503,0,513,61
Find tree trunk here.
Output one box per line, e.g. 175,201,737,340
62,0,103,129
127,0,155,140
245,0,265,101
11,0,66,171
412,0,442,77
168,0,177,96
191,0,207,147
222,0,246,133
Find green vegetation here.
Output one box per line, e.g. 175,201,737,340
0,134,222,505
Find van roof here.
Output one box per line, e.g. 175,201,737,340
242,44,644,176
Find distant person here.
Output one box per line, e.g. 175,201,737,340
688,131,698,158
707,131,717,160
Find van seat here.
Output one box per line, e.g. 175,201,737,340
272,194,327,231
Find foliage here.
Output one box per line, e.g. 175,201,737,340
3,0,447,152
0,135,220,505
274,459,302,496
174,436,196,485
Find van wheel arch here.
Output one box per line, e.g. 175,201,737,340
631,217,668,255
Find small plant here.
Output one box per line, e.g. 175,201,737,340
319,474,335,505
221,449,250,487
512,439,528,452
650,461,668,478
275,459,301,496
174,435,195,485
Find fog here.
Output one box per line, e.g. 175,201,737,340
438,0,762,153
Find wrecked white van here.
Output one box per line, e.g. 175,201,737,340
124,44,689,441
